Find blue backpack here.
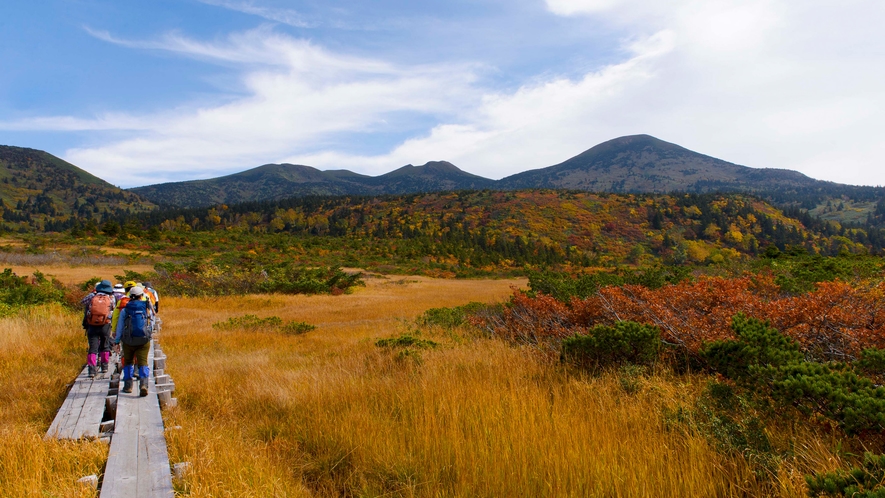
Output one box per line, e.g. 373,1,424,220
122,299,152,346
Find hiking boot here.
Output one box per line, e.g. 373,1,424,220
139,378,148,397
87,365,96,378
99,362,108,373
122,379,133,393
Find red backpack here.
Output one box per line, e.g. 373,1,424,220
87,294,114,326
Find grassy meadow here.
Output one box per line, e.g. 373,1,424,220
0,304,108,497
156,275,845,497
0,266,854,496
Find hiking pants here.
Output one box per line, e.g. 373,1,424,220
121,343,150,381
86,324,111,366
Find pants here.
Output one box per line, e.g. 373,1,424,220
86,324,111,366
121,343,150,381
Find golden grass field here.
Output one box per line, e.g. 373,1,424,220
0,267,852,497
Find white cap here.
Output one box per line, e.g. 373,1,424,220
129,286,144,297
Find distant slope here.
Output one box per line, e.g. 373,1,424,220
131,161,494,208
497,135,820,193
0,146,156,231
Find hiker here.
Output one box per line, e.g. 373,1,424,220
83,280,116,377
141,282,158,314
114,286,155,397
143,281,160,314
112,283,126,301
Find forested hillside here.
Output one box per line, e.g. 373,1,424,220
0,146,155,232
88,190,879,277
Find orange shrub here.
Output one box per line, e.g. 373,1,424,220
478,275,885,360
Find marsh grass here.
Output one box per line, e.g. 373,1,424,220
155,276,848,497
1,274,852,496
0,305,108,496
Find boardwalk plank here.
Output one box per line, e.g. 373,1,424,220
71,374,110,439
55,370,92,439
45,366,87,439
100,342,173,497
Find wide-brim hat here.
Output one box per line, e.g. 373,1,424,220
96,281,114,294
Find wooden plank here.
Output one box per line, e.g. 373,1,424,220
71,374,110,439
101,385,139,497
55,370,93,439
100,342,174,497
45,366,87,439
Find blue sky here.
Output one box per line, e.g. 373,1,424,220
1,0,884,188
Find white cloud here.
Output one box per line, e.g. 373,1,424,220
7,0,885,188
44,28,481,187
196,0,312,28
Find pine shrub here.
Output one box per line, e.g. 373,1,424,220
701,314,803,381
806,452,885,497
560,321,661,371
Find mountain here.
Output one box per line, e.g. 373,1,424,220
130,160,494,208
0,146,155,231
128,135,885,227
497,134,819,193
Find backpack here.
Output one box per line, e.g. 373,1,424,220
86,294,114,326
121,299,152,346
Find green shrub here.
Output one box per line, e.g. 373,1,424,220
560,321,661,371
703,315,885,435
528,267,692,302
856,348,885,381
282,321,316,335
213,314,283,331
762,362,885,436
617,364,647,394
0,268,66,308
420,302,488,329
806,452,885,497
376,333,438,350
701,314,803,381
78,277,104,292
214,314,317,335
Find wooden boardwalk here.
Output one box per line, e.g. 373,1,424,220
46,330,178,496
45,359,117,440
100,341,175,497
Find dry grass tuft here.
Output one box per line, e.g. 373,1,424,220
0,305,108,496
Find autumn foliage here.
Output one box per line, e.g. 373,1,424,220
475,274,885,360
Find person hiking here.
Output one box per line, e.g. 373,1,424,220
83,280,116,377
143,281,160,314
112,283,126,301
114,286,154,397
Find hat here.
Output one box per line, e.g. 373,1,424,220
129,286,145,297
96,280,114,294
114,283,123,289
124,280,136,290
143,282,152,288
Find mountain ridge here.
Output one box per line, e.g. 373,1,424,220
128,135,883,216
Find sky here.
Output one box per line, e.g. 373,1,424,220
1,0,884,189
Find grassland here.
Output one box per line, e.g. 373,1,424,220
0,268,852,496
156,276,844,496
0,305,108,497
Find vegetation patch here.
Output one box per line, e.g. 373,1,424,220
151,261,363,297
806,452,885,497
420,302,492,329
0,268,79,314
375,332,439,350
213,314,316,335
561,321,661,371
